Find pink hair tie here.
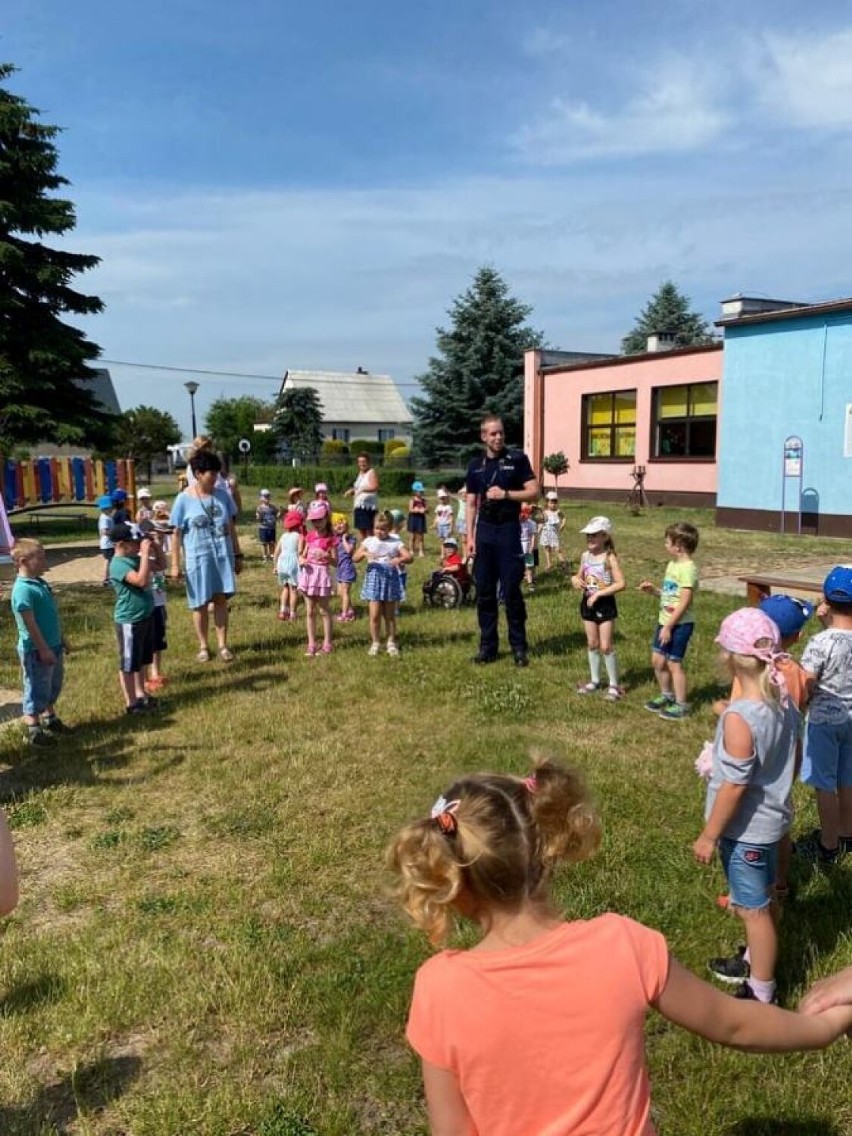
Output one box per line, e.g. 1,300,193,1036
431,795,460,836
523,775,537,793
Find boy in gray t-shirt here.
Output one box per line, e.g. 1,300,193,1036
797,565,852,863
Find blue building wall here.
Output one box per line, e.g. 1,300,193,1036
717,312,852,534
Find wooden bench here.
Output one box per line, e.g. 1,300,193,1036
739,574,824,606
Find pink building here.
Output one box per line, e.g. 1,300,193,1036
523,339,723,507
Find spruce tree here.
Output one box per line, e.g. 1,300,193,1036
0,62,107,449
621,280,715,355
411,267,543,467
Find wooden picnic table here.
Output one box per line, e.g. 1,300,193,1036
739,574,823,606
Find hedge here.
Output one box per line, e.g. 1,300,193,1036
245,465,418,496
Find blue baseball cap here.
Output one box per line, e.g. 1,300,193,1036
111,488,128,503
97,494,114,509
411,480,424,492
758,594,814,638
824,565,852,606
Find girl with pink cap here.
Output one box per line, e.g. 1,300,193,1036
297,502,337,656
693,607,800,1005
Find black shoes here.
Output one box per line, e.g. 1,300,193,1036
471,651,498,665
513,652,530,668
708,946,749,985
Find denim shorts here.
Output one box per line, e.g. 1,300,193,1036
719,837,777,910
19,648,65,717
651,621,694,662
801,719,852,791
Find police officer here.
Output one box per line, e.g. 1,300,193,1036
465,415,539,666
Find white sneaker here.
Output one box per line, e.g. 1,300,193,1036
386,641,400,657
368,642,381,657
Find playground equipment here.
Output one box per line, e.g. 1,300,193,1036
2,457,136,515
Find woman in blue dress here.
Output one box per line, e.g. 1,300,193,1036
169,450,243,662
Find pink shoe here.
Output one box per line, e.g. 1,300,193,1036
277,611,288,621
305,645,317,657
320,642,333,654
345,610,356,622
288,611,298,621
335,613,348,623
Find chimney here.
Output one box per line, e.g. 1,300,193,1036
646,330,676,353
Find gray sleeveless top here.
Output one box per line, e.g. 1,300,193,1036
704,697,799,844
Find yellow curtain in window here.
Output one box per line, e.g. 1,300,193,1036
657,386,689,418
690,383,718,416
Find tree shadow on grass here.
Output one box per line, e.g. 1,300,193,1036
725,1119,840,1136
777,869,852,997
0,1053,142,1135
0,972,67,1016
533,631,589,657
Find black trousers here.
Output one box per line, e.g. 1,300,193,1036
474,519,527,656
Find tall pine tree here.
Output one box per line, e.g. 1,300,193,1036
621,280,715,355
0,63,108,449
411,267,543,466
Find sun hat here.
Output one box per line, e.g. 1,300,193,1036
137,487,152,499
758,595,814,638
259,488,271,497
97,494,114,509
287,486,303,500
283,510,303,531
442,537,458,547
823,564,852,605
314,482,328,494
580,516,612,534
546,490,558,500
307,501,330,522
411,480,425,492
152,499,169,513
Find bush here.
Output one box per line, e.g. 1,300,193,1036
245,465,418,497
384,437,406,459
385,445,411,468
349,439,384,458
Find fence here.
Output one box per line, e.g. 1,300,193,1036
2,457,137,513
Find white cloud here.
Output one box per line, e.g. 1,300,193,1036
752,28,852,128
512,60,730,161
520,26,577,58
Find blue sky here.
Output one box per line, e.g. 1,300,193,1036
5,0,852,436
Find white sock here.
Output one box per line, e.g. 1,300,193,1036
749,976,776,1003
603,651,619,688
588,650,601,685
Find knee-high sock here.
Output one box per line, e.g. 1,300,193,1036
588,649,601,684
603,651,619,688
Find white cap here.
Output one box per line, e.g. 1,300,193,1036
137,487,152,498
260,488,271,496
545,491,558,500
442,536,458,547
437,489,449,497
580,515,612,534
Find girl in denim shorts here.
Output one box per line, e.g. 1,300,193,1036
693,608,800,1005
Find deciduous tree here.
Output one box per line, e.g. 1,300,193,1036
205,396,277,462
113,406,181,483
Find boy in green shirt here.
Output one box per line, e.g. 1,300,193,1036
10,539,69,746
639,522,699,720
108,523,156,715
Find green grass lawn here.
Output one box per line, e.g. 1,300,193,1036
0,497,849,1135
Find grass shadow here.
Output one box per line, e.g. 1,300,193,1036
0,973,68,1016
0,1053,142,1134
725,1120,841,1136
778,869,852,995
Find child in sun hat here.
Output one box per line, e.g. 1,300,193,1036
407,480,428,557
539,491,566,570
274,510,303,621
297,501,337,655
256,489,278,562
135,487,154,524
287,485,305,518
332,512,357,622
97,494,115,585
572,515,626,701
433,488,453,543
695,606,800,1003
795,566,852,865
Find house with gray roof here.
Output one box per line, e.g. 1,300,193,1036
272,368,413,446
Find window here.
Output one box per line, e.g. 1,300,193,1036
377,428,395,442
582,390,636,460
652,382,717,459
331,428,350,443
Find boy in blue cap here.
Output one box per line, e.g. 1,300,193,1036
796,566,852,864
97,494,115,585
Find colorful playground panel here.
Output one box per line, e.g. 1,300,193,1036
2,457,137,513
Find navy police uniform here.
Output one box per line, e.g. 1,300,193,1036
466,447,535,659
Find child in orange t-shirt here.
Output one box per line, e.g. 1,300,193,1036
389,758,852,1136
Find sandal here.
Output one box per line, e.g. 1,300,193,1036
576,682,599,694
218,647,234,662
197,648,211,663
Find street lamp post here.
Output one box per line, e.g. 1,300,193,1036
184,381,199,438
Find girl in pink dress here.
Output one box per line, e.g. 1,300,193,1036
297,502,337,656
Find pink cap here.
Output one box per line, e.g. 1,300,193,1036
307,501,330,521
716,607,790,701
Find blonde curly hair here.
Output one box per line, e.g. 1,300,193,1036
387,757,600,946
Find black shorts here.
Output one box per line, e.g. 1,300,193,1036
407,514,426,534
115,616,155,673
258,526,276,544
353,507,376,533
580,594,618,624
152,606,168,653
